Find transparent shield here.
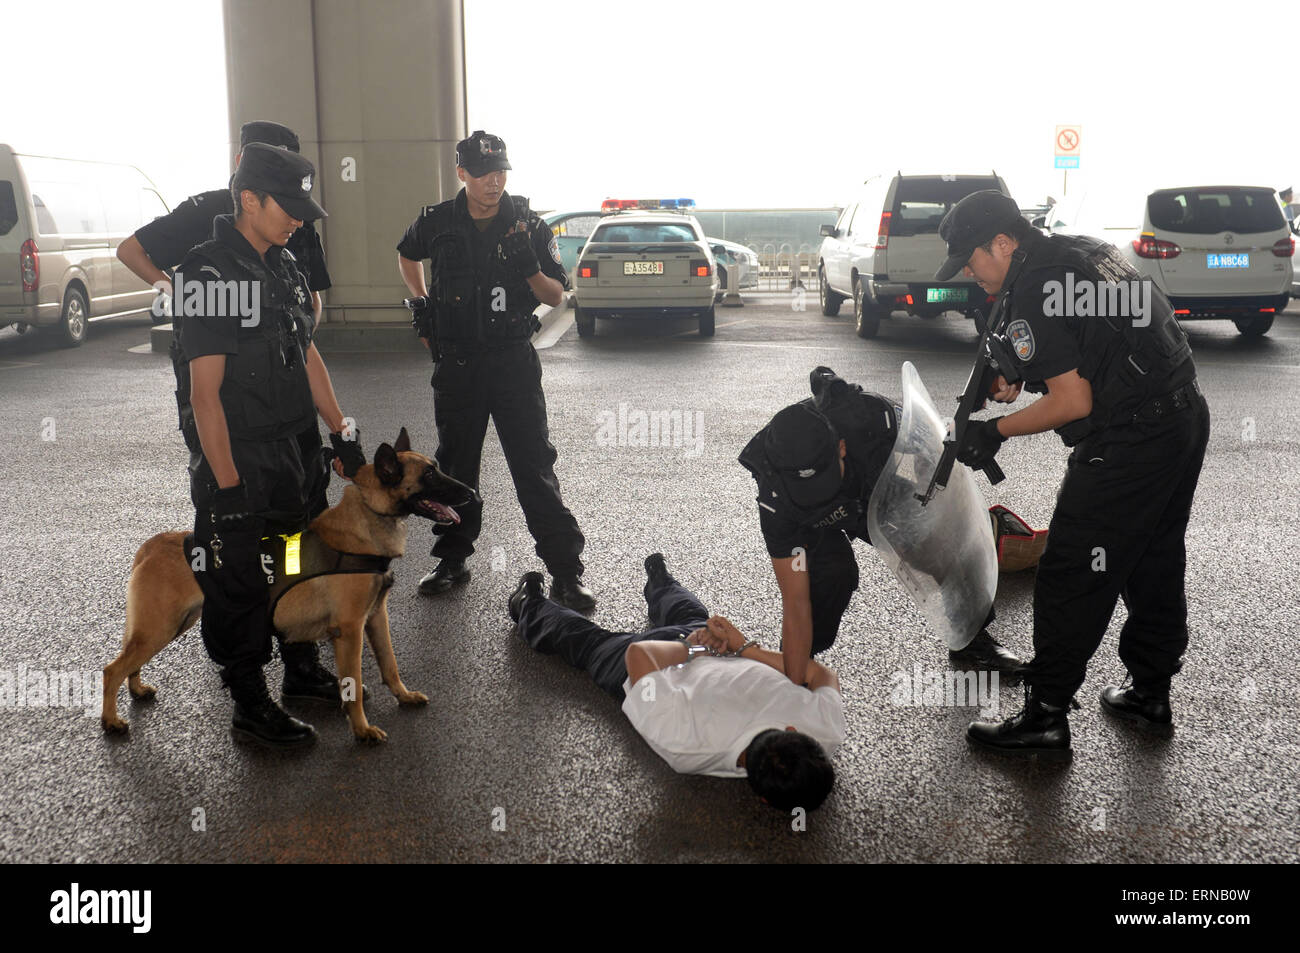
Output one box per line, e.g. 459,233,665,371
866,361,997,650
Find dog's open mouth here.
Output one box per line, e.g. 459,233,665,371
415,499,460,525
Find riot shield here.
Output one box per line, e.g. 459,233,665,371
866,362,997,650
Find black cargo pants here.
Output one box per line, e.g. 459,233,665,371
517,570,709,702
189,436,308,681
429,340,585,577
1028,392,1211,704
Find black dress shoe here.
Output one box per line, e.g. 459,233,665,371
509,571,546,623
550,575,596,613
967,688,1073,761
644,552,676,590
1100,684,1173,734
228,671,316,748
418,558,470,595
950,630,1026,678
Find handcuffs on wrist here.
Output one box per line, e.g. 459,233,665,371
677,635,761,661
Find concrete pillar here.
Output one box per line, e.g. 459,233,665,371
222,0,466,324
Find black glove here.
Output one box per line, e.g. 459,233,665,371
956,418,1006,469
330,429,366,478
211,482,256,532
500,230,540,279
405,295,434,338
207,483,264,576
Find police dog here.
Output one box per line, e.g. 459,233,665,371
101,428,476,743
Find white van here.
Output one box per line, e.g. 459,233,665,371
0,144,169,346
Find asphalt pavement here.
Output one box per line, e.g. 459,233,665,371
1,294,1297,863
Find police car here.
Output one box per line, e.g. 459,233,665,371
572,199,718,337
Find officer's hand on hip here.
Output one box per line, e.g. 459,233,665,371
501,230,540,279
957,418,1006,469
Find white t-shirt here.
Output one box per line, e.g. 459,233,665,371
620,657,845,778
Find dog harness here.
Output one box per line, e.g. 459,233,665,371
185,532,394,620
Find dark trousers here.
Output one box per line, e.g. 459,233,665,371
1028,396,1211,704
517,574,710,701
800,529,862,655
190,435,308,680
430,341,585,577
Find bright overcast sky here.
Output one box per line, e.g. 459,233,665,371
4,0,1298,212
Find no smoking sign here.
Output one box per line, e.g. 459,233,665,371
1054,124,1081,169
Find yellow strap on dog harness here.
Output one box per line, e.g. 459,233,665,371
280,532,302,576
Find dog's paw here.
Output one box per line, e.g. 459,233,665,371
129,684,157,701
354,724,388,743
396,690,428,707
101,716,129,735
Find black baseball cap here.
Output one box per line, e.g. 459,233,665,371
232,143,327,222
239,120,300,152
456,130,511,177
763,403,843,509
934,190,1023,280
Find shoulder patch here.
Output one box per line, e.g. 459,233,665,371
188,194,206,207
548,236,561,265
1007,319,1035,362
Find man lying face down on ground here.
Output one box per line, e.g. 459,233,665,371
508,555,844,812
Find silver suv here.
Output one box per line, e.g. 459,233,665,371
818,173,1010,338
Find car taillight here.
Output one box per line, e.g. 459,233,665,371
690,259,711,277
20,239,38,292
578,261,598,279
1272,237,1295,257
1132,235,1181,259
875,211,891,250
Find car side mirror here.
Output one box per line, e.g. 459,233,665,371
1031,215,1047,228
820,224,837,237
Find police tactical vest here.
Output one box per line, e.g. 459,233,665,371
425,193,541,353
998,233,1193,444
170,239,316,446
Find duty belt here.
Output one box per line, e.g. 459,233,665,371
1132,379,1201,422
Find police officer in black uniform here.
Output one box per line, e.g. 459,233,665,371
739,368,1024,688
397,130,595,612
119,121,348,704
180,144,363,746
939,191,1210,759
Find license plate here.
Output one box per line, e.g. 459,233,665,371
624,261,664,276
926,287,969,303
1207,253,1249,269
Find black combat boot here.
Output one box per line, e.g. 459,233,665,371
418,557,471,595
950,630,1026,679
1100,681,1173,735
227,668,316,748
508,571,546,623
967,686,1074,761
281,641,367,704
550,575,596,614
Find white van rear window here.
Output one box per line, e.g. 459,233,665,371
0,181,17,236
